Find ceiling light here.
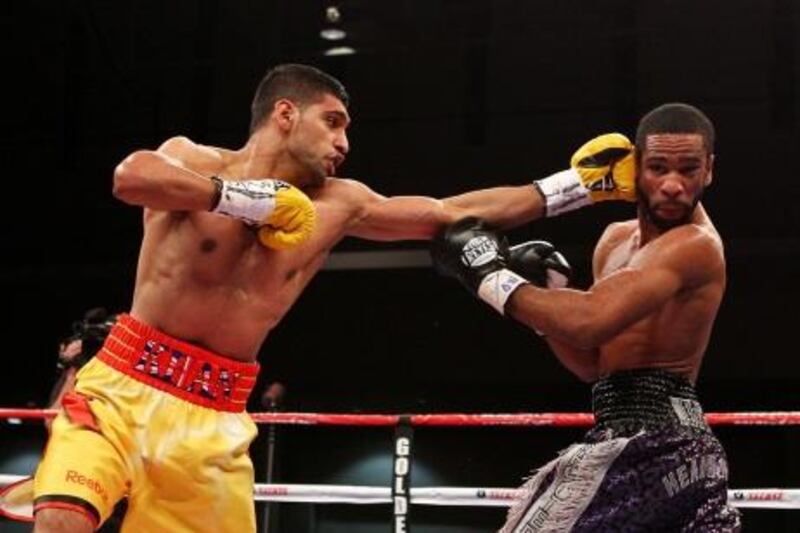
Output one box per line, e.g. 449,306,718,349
324,46,356,57
320,28,347,41
325,6,341,23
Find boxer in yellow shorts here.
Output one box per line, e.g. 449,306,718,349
34,315,259,531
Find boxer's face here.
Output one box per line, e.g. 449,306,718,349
636,133,712,230
287,93,350,186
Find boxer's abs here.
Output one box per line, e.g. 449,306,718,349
131,243,324,361
597,291,719,382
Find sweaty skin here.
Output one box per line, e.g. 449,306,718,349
114,94,547,362
507,133,723,383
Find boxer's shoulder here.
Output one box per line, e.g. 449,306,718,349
593,220,638,272
309,177,378,210
157,136,228,173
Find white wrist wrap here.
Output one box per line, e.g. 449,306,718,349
211,179,282,226
534,168,592,217
477,269,529,315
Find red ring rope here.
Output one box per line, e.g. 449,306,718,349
1,408,799,426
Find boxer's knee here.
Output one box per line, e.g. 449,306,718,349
34,507,95,533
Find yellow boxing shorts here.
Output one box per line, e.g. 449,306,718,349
33,314,260,532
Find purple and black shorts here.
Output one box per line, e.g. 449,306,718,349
500,369,741,532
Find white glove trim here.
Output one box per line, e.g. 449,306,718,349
477,269,529,315
211,178,282,225
534,168,592,217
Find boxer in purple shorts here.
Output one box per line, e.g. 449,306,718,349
433,103,741,531
501,369,738,532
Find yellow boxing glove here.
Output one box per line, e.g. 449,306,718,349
210,177,316,249
256,185,317,249
571,133,636,202
534,133,636,217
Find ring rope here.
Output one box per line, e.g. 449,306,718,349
2,408,800,426
0,475,796,510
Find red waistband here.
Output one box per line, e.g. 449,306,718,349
96,314,258,412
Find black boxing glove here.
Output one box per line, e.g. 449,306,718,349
508,241,572,289
431,217,528,314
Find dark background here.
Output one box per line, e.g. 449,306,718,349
2,0,798,531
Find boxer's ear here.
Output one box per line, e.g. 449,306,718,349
704,154,714,187
273,99,298,132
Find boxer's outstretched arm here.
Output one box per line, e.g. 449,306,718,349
506,225,723,348
442,185,545,229
344,181,545,241
348,130,640,238
442,132,637,226
113,136,220,211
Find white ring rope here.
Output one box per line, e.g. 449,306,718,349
1,475,797,510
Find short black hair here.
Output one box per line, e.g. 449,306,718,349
249,64,349,134
635,103,715,156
